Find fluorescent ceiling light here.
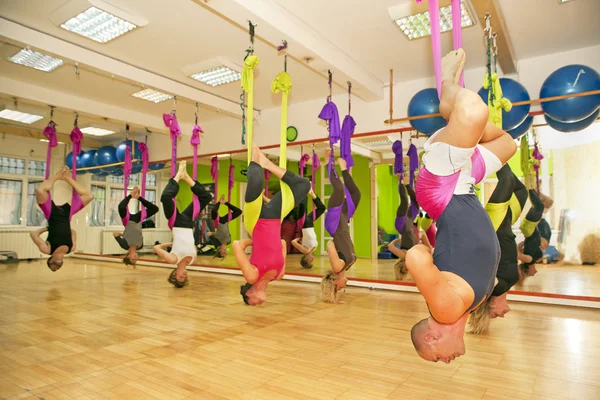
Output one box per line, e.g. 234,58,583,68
394,0,474,40
8,48,64,72
80,127,115,136
60,6,137,43
559,0,573,3
191,66,241,87
131,89,173,103
0,109,44,124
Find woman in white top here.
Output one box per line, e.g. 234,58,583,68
291,189,326,268
154,161,212,288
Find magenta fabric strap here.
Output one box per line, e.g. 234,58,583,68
423,0,442,99
138,141,149,221
163,113,181,177
228,161,235,221
211,156,219,224
451,0,464,87
121,144,133,226
69,125,83,220
311,150,320,220
43,121,57,180
191,125,203,220
299,153,310,177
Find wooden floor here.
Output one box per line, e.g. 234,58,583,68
1,260,600,400
141,254,600,297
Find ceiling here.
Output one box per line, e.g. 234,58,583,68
0,0,598,150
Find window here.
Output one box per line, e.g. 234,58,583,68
89,172,159,227
0,179,23,225
0,156,48,226
27,181,45,226
89,185,106,227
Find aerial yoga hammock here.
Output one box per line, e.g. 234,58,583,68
320,75,361,303
234,38,310,305
154,101,212,288
31,112,94,271
292,150,325,269
406,0,516,363
208,155,241,259
114,127,159,266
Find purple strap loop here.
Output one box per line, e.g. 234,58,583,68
138,142,149,221
407,144,419,187
70,126,83,180
311,150,320,220
299,153,310,177
163,113,181,177
392,140,404,176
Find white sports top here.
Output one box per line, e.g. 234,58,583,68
170,227,196,265
301,227,318,249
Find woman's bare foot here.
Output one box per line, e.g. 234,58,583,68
337,157,347,171
324,147,332,162
251,143,261,165
441,49,466,85
175,161,187,181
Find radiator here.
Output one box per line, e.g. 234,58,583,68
101,229,173,254
0,230,45,259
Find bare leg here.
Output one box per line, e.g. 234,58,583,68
62,169,94,206
479,122,518,165
254,143,287,180
35,166,67,204
435,49,489,149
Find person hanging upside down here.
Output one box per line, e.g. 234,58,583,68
518,188,552,278
406,49,517,363
154,161,212,288
321,148,362,303
113,186,159,266
468,164,527,333
291,189,326,268
30,166,94,271
389,182,431,280
207,195,242,259
234,144,310,305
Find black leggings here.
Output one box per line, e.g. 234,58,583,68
524,189,544,228
399,184,419,250
328,169,361,212
211,202,242,222
161,179,212,229
490,165,527,297
245,162,311,220
298,196,326,228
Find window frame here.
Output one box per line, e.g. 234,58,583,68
0,154,47,228
89,172,159,228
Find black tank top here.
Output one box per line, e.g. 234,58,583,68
434,194,500,313
47,202,73,254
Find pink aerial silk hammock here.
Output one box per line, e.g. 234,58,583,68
138,141,149,221
418,0,464,98
163,113,182,229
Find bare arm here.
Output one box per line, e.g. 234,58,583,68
291,238,309,254
153,242,177,264
326,240,345,273
233,240,259,284
30,227,50,254
405,244,464,323
276,239,287,280
388,239,404,258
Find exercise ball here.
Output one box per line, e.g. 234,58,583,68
407,88,447,135
94,146,119,173
149,162,166,171
80,150,97,169
65,152,81,169
478,78,531,131
111,168,124,177
116,140,142,162
507,116,534,140
131,164,143,174
540,65,600,122
92,170,109,177
545,108,599,133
